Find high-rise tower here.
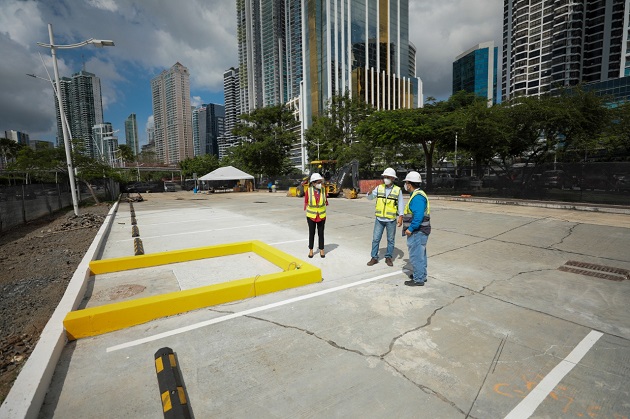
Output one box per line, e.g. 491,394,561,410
219,67,242,159
302,0,421,127
150,62,193,164
124,113,139,156
54,70,104,157
502,0,629,101
453,42,499,105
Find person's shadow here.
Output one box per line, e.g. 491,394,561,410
378,247,405,261
321,243,339,254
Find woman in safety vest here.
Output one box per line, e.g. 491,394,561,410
304,173,328,258
401,171,431,286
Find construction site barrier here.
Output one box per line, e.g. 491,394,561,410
154,347,192,419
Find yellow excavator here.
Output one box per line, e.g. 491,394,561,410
288,159,359,198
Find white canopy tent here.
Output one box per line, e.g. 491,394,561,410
198,166,254,181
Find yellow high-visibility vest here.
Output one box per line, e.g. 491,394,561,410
306,186,327,219
374,184,401,219
403,189,431,234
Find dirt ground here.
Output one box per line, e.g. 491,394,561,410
0,203,111,404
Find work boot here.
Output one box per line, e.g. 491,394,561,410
367,258,378,266
408,273,427,282
385,257,393,266
404,280,424,287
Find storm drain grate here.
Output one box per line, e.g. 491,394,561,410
558,261,629,281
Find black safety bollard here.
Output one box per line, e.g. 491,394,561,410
134,238,144,255
154,347,192,419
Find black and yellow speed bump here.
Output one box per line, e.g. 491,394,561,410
134,238,144,255
155,347,192,419
63,240,321,339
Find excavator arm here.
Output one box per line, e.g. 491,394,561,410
334,159,359,198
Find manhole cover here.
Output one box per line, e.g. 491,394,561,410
558,261,629,281
253,201,267,204
93,284,146,301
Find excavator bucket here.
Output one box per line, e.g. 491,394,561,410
343,188,358,199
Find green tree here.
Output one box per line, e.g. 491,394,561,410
455,98,510,177
10,140,112,203
305,92,373,167
179,154,220,179
117,144,136,164
0,137,24,169
232,104,299,177
358,95,469,187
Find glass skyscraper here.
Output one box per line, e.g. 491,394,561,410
124,113,139,156
453,41,499,105
54,70,104,158
302,0,420,127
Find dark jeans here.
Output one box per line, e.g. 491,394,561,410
307,217,326,250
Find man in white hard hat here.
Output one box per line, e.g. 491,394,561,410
401,171,431,286
366,167,404,267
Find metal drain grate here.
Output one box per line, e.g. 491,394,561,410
558,261,629,281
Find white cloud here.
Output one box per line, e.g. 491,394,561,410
0,0,503,142
191,96,203,107
145,115,154,131
86,0,119,13
410,0,503,99
0,0,45,49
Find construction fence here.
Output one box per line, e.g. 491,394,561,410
0,179,119,233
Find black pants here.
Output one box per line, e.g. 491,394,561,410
307,217,326,250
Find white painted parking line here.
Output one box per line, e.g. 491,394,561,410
112,223,271,242
106,271,402,352
139,216,234,227
504,330,603,419
268,239,308,245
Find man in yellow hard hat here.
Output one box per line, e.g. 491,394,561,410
366,168,404,267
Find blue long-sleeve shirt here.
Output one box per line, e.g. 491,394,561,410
407,191,427,233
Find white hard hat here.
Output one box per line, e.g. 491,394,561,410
404,171,422,183
310,173,324,182
381,167,397,178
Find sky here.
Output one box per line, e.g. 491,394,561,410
0,0,503,148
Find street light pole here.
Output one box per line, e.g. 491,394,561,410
38,24,114,215
454,132,458,176
47,24,79,216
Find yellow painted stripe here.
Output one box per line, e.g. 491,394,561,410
155,357,164,373
89,241,253,274
66,241,321,340
161,391,172,412
168,354,176,368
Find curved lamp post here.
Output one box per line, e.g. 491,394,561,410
37,23,114,215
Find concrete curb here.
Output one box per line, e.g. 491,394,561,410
431,195,630,215
0,201,120,419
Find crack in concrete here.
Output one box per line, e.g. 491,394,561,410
478,268,553,294
430,218,545,258
246,294,472,416
547,222,580,249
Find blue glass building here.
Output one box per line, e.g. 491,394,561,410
452,41,499,105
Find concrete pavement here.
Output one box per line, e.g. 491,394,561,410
3,190,630,418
